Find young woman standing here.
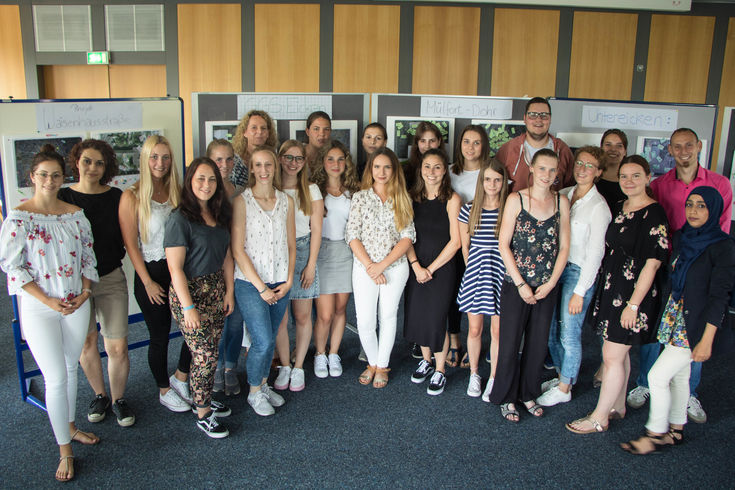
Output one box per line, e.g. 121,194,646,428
231,110,278,187
359,122,387,177
305,111,332,174
403,122,445,191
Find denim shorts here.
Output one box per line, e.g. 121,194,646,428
290,235,320,300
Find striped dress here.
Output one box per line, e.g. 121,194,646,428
456,202,505,315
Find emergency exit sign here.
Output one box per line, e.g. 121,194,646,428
87,51,109,65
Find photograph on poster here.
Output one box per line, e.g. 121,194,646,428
289,120,358,157
386,116,454,161
472,120,526,157
556,132,604,155
92,130,163,175
205,121,240,144
636,136,708,176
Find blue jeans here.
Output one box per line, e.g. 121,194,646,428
234,279,290,387
216,301,244,370
638,342,701,397
547,263,594,386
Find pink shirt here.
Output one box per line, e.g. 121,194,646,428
650,164,732,233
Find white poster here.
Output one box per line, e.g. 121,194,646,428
237,95,332,121
421,96,513,120
36,102,143,132
581,105,678,132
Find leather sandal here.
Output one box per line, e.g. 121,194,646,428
500,403,519,423
668,427,685,445
358,365,376,385
56,455,74,482
566,416,608,434
373,367,390,389
446,346,462,368
620,431,674,455
523,401,544,418
71,429,100,445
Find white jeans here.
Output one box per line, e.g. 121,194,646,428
646,343,691,434
20,293,90,445
352,261,409,368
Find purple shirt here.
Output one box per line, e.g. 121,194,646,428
650,164,732,233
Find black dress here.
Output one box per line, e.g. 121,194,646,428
403,198,456,352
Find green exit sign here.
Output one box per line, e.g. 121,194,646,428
87,51,109,65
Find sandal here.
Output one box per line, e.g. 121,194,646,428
459,351,471,369
71,429,100,445
358,365,376,385
609,408,626,420
446,346,462,368
373,367,391,389
668,427,685,445
56,455,74,482
566,416,608,434
500,403,519,423
620,431,673,455
523,401,544,418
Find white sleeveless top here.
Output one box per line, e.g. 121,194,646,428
284,184,322,238
139,200,172,262
322,192,351,241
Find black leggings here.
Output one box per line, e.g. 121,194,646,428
133,259,191,388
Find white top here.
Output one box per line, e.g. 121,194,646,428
0,210,98,300
284,184,322,238
449,166,480,204
322,191,351,241
140,200,172,262
235,188,290,284
561,185,612,296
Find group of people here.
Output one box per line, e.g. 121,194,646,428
3,98,734,482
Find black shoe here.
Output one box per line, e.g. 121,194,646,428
191,399,231,418
112,398,136,427
87,394,111,423
411,359,435,383
427,371,446,396
410,343,422,359
197,411,229,439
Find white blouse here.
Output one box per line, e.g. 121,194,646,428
322,192,351,241
235,188,290,284
0,210,98,301
140,200,172,262
284,183,323,239
449,166,480,204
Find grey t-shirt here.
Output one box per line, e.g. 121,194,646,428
163,209,230,278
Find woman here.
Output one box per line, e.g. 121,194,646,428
59,140,134,427
538,146,611,407
596,129,628,211
491,148,570,422
231,146,296,417
165,157,235,438
567,155,669,434
119,135,192,413
305,111,332,173
403,121,445,191
0,145,99,482
404,149,461,395
346,147,416,388
207,139,245,396
312,141,361,378
621,186,735,454
231,110,278,187
273,140,324,391
359,122,387,177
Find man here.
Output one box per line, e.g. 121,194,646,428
626,127,732,424
596,129,628,210
496,97,574,191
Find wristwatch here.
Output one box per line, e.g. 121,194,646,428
626,302,639,312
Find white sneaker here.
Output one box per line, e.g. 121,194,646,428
328,354,343,377
537,385,572,407
261,383,285,407
169,375,193,404
541,377,560,393
247,390,275,416
687,395,707,423
467,373,482,397
273,365,291,390
314,354,329,378
289,367,305,392
626,386,650,409
159,389,190,413
481,377,494,403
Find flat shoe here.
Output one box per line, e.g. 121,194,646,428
358,365,376,385
55,455,74,482
500,403,519,423
566,416,608,434
71,429,100,445
373,367,390,389
524,401,544,418
446,346,462,368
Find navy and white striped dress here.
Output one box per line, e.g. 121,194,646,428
456,202,505,315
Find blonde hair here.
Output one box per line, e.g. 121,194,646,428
278,139,311,215
132,135,181,242
362,148,413,232
249,146,282,190
232,110,278,159
468,158,508,238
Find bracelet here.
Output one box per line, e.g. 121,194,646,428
182,304,195,311
258,286,268,294
410,259,418,265
515,281,526,289
82,288,92,294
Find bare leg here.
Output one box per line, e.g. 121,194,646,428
489,315,499,379
590,340,631,424
103,337,129,402
435,332,449,373
467,313,484,374
314,294,334,354
275,306,291,367
79,331,106,396
291,299,313,369
328,293,350,355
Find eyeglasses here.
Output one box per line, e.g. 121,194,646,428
34,171,64,181
574,160,598,170
526,112,551,120
282,155,305,163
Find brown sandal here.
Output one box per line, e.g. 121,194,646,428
358,365,376,385
373,367,391,388
71,429,100,445
55,455,74,482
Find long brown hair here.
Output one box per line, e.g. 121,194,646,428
312,140,360,198
453,125,489,175
468,158,508,238
410,148,453,203
362,148,413,232
178,157,232,228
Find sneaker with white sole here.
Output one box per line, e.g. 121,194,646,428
537,385,572,407
247,390,275,416
273,365,291,390
328,354,343,377
196,411,229,438
87,394,110,423
687,395,707,423
314,354,329,378
626,386,650,409
541,377,560,393
411,359,434,384
289,367,305,392
159,388,190,413
467,373,482,397
169,375,193,405
427,371,446,395
481,377,494,403
261,383,285,407
192,399,231,417
112,398,136,427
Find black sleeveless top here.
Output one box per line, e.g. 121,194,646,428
508,192,560,287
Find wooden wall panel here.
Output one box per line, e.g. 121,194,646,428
109,65,167,98
0,5,26,99
178,4,241,163
254,4,320,92
569,11,637,100
412,6,480,95
492,8,559,97
42,65,110,99
645,14,715,103
333,5,400,93
713,18,735,168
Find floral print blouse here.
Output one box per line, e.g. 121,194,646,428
657,294,689,348
508,193,559,288
345,188,416,270
0,210,98,301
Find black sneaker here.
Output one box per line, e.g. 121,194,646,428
87,394,110,423
410,343,422,359
411,359,435,384
427,371,446,396
192,399,231,418
196,411,229,439
112,398,136,427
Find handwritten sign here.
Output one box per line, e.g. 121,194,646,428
36,102,143,132
581,105,678,132
237,95,332,120
420,97,513,119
